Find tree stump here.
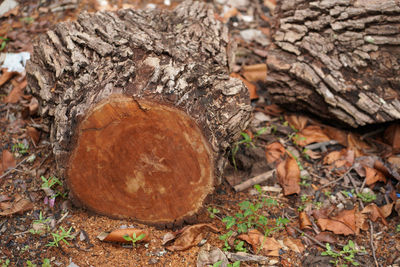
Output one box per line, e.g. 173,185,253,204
266,0,400,127
26,1,252,227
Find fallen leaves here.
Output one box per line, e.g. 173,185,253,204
1,150,16,175
295,126,330,147
163,223,219,251
361,203,393,226
230,72,258,100
3,77,26,103
316,208,357,236
0,194,33,216
265,142,285,164
276,155,300,195
237,229,282,256
242,64,267,82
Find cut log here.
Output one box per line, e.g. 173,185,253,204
26,1,252,227
266,0,400,127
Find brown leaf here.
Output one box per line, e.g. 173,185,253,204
384,123,400,149
97,228,150,243
263,104,283,116
0,197,33,216
314,231,337,244
299,211,312,229
230,73,258,100
322,126,348,146
380,202,394,218
242,63,267,82
283,236,304,254
323,150,344,165
28,97,39,116
27,126,40,146
296,126,330,147
237,229,282,256
361,203,389,226
1,150,16,175
317,209,356,236
0,69,16,87
165,223,219,251
347,133,369,157
3,78,27,104
284,115,308,131
303,149,321,160
364,166,386,186
265,142,285,164
277,156,300,195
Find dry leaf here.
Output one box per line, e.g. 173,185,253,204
165,223,219,251
364,166,386,186
384,123,400,150
0,196,33,216
3,78,27,103
296,126,330,147
1,150,16,175
347,133,369,157
284,115,308,131
265,142,285,164
361,203,389,226
97,228,150,243
237,229,282,256
299,211,312,229
242,63,267,82
27,126,40,145
264,104,283,116
322,126,347,146
323,150,344,165
314,231,337,244
283,236,304,254
304,149,321,159
230,73,258,100
28,97,39,115
0,69,16,87
277,156,300,195
317,209,356,236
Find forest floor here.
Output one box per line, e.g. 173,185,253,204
1,0,400,266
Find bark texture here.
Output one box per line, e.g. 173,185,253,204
266,0,400,127
26,1,252,226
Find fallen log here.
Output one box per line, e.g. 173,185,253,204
26,1,252,227
266,0,400,127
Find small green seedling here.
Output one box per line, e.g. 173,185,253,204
234,240,247,252
123,232,146,247
213,261,241,267
300,195,308,202
321,240,364,266
1,259,10,267
397,224,400,232
46,226,74,247
356,192,376,203
29,211,50,235
207,207,220,219
12,142,29,155
0,37,9,51
41,176,62,189
231,128,267,169
219,230,233,251
20,17,34,24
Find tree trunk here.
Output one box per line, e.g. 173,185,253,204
266,0,400,127
26,1,252,227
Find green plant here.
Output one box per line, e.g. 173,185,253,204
396,224,400,232
12,142,29,155
42,259,51,267
29,211,50,235
231,128,267,169
46,226,74,247
213,261,240,267
207,207,220,219
234,240,247,252
356,192,376,203
341,190,354,198
219,185,286,253
123,232,146,247
0,37,9,51
41,176,66,198
26,260,36,267
300,195,308,202
20,17,34,24
1,259,10,267
314,201,323,209
297,205,305,212
321,240,364,266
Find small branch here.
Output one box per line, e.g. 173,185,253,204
234,170,275,192
289,225,340,253
305,140,339,152
320,167,353,189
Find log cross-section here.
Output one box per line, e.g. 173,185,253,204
26,1,252,227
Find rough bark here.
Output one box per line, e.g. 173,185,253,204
266,0,400,127
26,1,252,227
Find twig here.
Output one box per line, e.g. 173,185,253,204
0,158,27,179
320,167,353,189
347,173,381,267
289,225,340,253
305,140,339,152
234,170,275,192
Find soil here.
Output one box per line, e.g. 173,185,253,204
1,0,400,267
